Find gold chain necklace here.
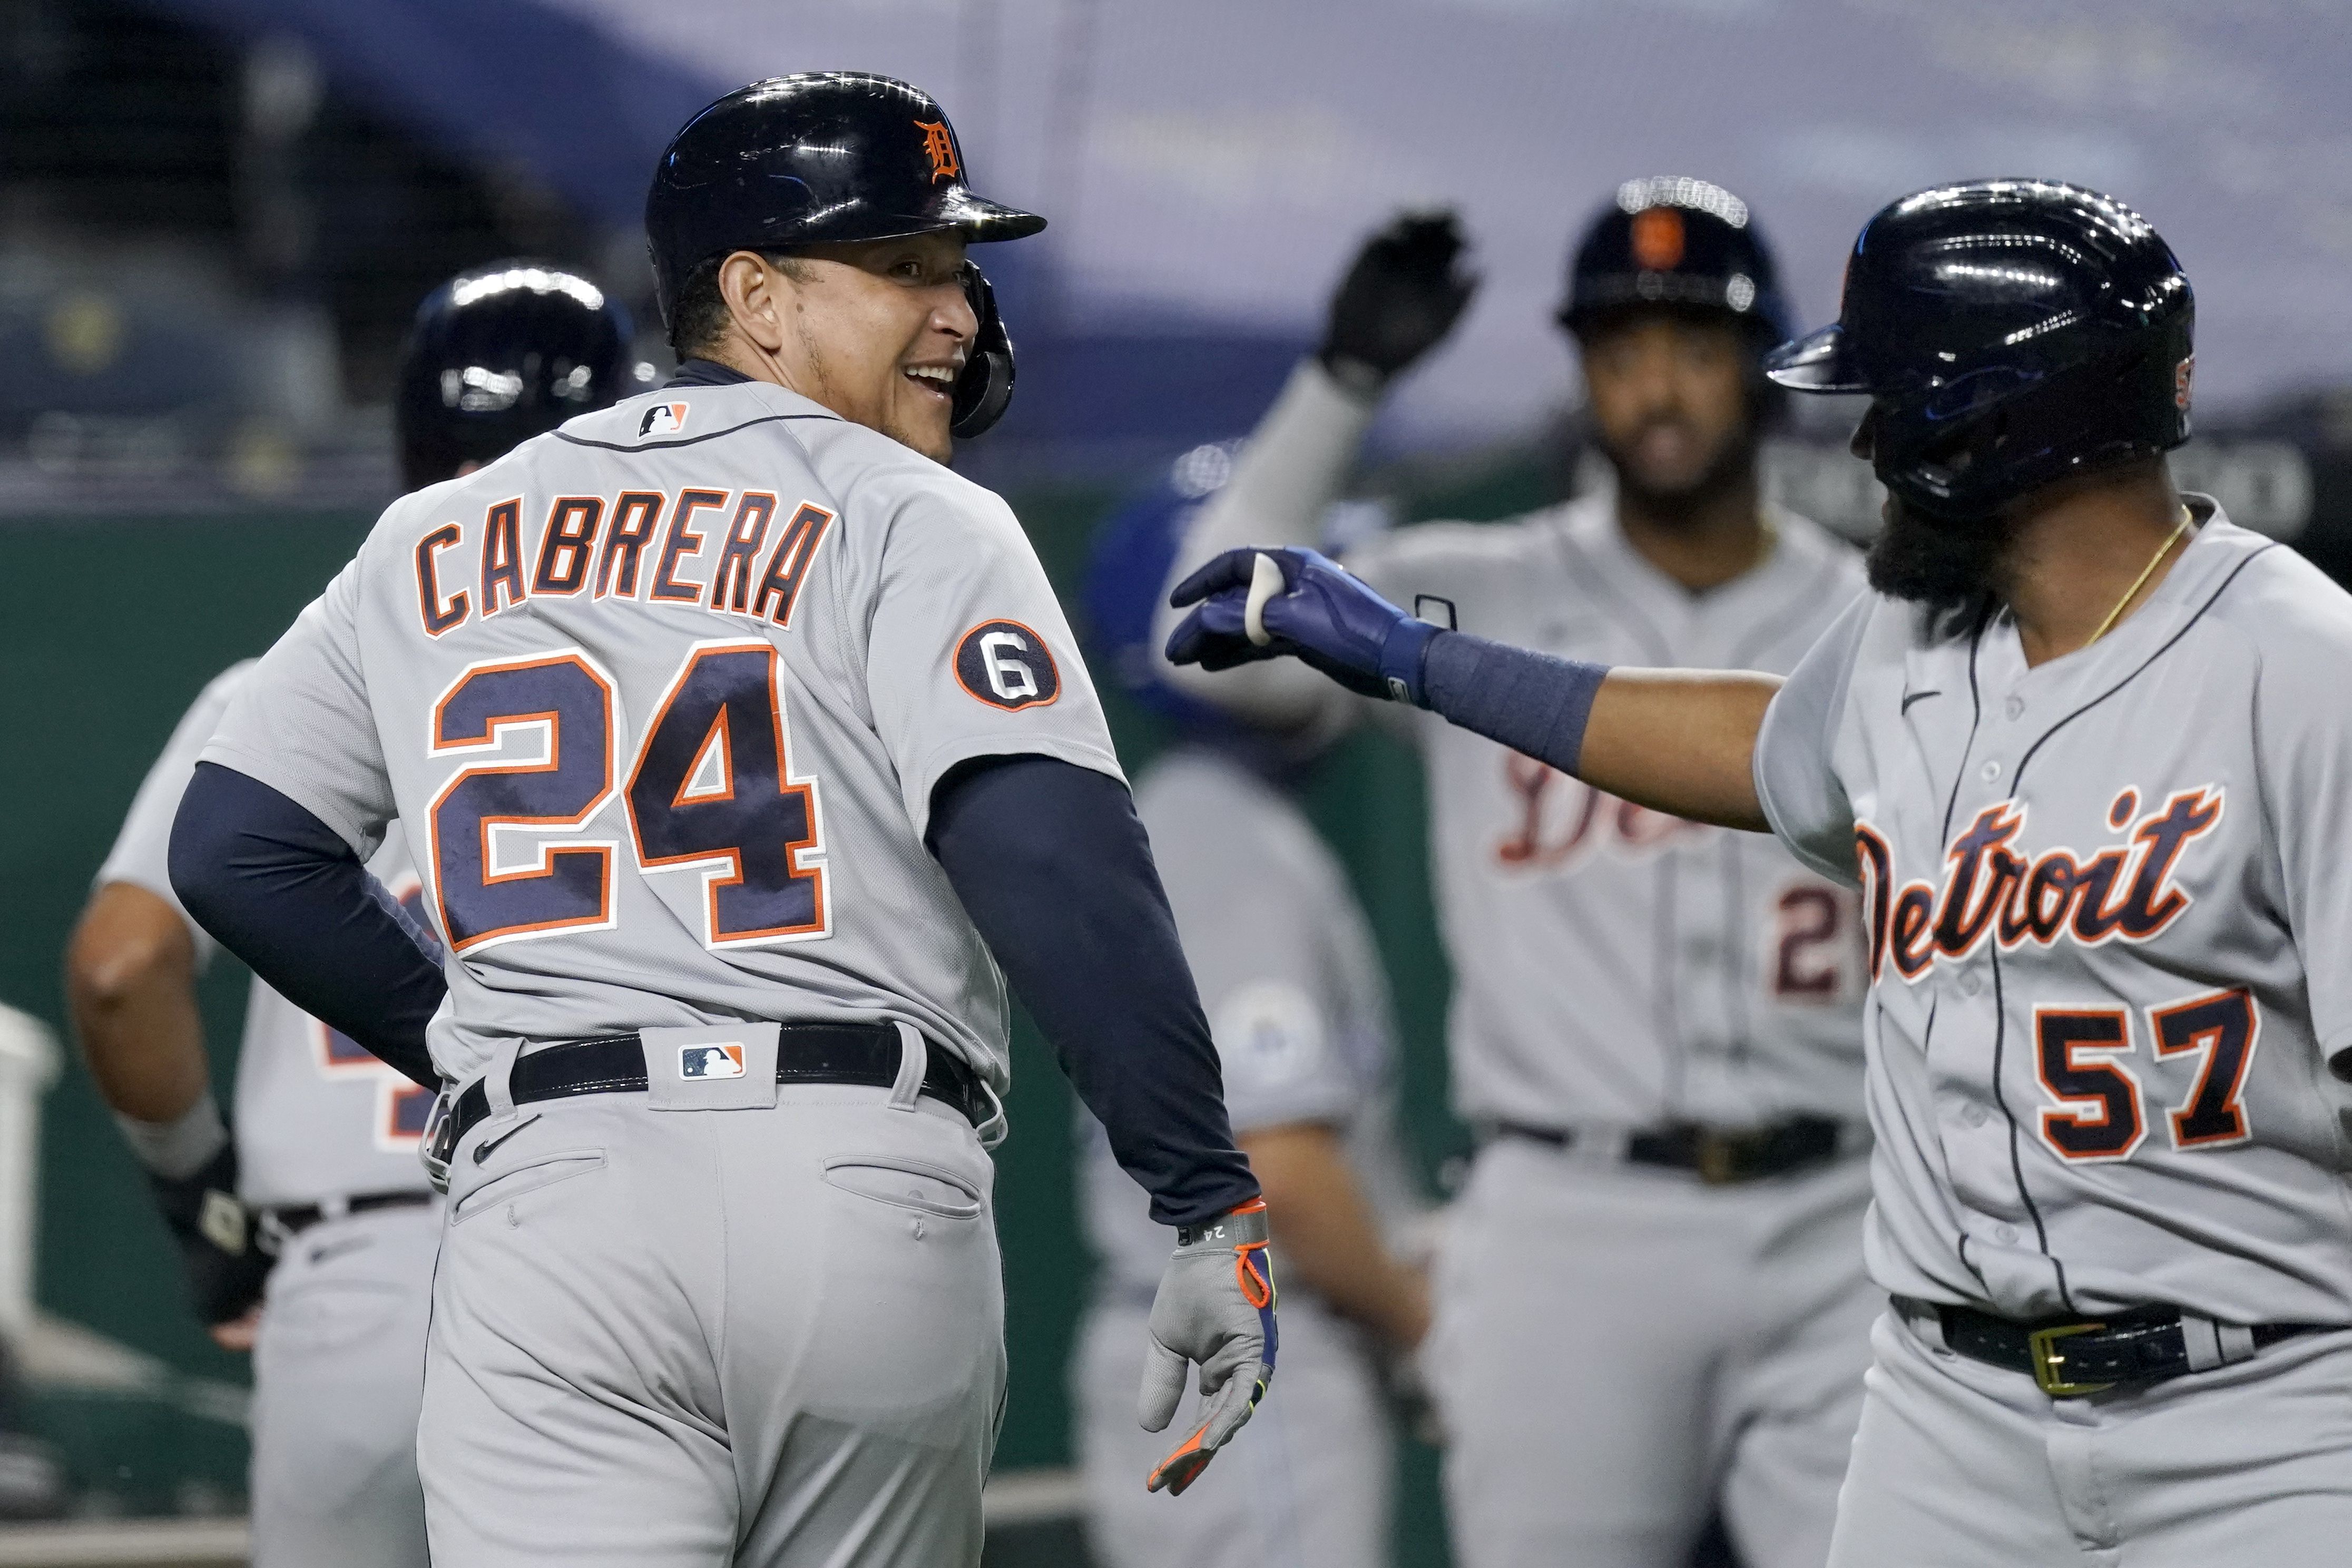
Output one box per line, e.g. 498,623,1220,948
2084,507,2194,647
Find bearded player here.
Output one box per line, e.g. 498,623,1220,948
1174,179,2352,1566
1154,186,1875,1567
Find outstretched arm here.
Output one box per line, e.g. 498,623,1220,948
1168,547,1777,831
1153,212,1477,729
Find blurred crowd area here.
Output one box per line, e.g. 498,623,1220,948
0,0,2349,1560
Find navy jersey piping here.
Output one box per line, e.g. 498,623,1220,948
554,411,843,454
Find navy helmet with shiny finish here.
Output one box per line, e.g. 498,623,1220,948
394,260,634,491
645,72,1045,438
1766,179,2194,520
1560,175,1793,344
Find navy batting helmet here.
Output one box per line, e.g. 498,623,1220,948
1766,179,2193,520
1560,176,1792,344
394,260,634,490
645,73,1042,438
1082,444,1246,731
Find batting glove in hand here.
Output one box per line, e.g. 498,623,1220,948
1166,547,1442,705
1139,1198,1279,1496
1319,210,1478,389
148,1142,272,1327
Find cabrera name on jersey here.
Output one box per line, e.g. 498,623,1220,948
202,379,1122,1086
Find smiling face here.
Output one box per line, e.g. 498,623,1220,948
712,232,977,462
1577,309,1757,516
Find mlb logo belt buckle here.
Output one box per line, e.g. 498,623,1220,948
2027,1320,2117,1396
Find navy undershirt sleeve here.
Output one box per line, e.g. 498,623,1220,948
169,762,445,1089
926,755,1260,1227
1419,629,1609,775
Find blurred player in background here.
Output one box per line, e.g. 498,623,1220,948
1074,454,1432,1568
1156,185,1876,1568
63,261,634,1568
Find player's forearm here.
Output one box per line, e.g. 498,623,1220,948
926,756,1259,1227
169,763,445,1089
65,883,211,1124
1154,361,1376,727
1420,632,1777,831
1239,1122,1429,1350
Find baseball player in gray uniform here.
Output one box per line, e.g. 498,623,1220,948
1159,190,1875,1568
1171,179,2352,1565
162,75,1277,1567
65,260,635,1567
1073,466,1433,1568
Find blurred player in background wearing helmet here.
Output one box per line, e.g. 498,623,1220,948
64,261,633,1568
1074,453,1433,1568
1155,184,1877,1568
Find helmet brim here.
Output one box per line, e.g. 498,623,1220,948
865,188,1044,244
1763,324,1869,393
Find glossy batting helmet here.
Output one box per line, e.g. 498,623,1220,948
395,260,635,490
1560,176,1792,344
1766,179,2194,520
644,72,1044,438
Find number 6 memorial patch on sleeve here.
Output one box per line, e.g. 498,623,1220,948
954,620,1061,710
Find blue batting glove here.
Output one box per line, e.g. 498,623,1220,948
1165,547,1442,704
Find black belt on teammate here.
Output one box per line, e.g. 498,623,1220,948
261,1189,436,1246
1495,1114,1846,1185
1896,1296,2326,1397
439,1022,987,1152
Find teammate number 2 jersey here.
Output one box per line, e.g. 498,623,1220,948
201,380,1122,1087
1757,503,2352,1325
1349,495,1870,1129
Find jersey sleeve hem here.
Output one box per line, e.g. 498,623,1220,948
194,739,380,859
904,732,1128,842
1753,745,1859,887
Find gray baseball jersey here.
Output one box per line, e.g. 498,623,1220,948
199,379,1121,1088
98,661,434,1208
1079,746,1421,1300
1755,501,2352,1325
1349,494,1871,1129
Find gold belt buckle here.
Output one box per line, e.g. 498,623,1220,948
1696,1130,1740,1185
2027,1321,2115,1397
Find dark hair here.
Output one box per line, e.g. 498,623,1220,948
667,251,814,357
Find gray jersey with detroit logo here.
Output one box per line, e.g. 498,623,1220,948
99,662,435,1207
1351,494,1871,1129
201,380,1122,1088
1756,502,2352,1324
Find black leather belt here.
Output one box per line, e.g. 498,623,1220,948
262,1189,436,1241
1496,1114,1847,1185
1898,1296,2325,1397
439,1022,986,1153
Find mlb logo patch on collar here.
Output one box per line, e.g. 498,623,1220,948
680,1043,746,1079
640,401,690,437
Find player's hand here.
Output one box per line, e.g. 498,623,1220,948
210,1305,263,1354
146,1143,273,1328
1165,547,1442,705
1138,1198,1279,1496
1319,210,1478,389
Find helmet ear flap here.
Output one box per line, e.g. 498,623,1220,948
951,264,1017,439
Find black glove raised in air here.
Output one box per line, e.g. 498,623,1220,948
1318,210,1479,388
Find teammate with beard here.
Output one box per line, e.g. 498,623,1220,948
1173,179,2352,1567
1155,186,1875,1568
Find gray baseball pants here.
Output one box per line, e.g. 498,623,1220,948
250,1200,440,1568
1828,1308,2352,1566
1430,1136,1877,1568
418,1045,1006,1567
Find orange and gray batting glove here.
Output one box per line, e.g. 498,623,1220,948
1138,1197,1277,1496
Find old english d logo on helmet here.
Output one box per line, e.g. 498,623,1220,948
1631,206,1685,271
916,120,961,183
